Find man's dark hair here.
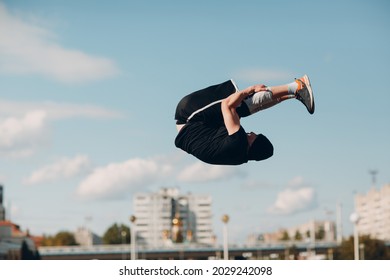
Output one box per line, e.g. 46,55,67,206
247,134,274,161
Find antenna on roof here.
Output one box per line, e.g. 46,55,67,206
368,169,378,187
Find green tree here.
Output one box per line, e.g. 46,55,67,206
40,235,54,246
41,231,78,246
315,226,325,240
294,230,302,241
280,230,290,241
54,231,78,246
334,235,390,260
102,223,131,244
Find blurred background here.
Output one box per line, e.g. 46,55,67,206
0,0,389,259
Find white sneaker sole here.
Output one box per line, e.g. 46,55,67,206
302,74,314,114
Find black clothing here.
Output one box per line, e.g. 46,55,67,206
174,80,272,165
175,122,249,165
175,80,250,125
174,80,251,165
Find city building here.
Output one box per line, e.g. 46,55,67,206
74,227,103,246
0,220,39,259
285,220,336,242
355,184,390,241
247,220,336,246
0,185,40,259
133,188,214,248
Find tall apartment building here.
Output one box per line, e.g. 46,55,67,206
133,188,214,247
0,185,5,221
355,184,390,241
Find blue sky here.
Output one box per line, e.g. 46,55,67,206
0,0,389,244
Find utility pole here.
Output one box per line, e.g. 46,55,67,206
368,170,378,187
130,215,137,260
222,214,230,260
336,203,343,244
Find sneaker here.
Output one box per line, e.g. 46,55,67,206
295,75,315,114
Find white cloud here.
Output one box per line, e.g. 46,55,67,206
0,99,123,120
177,161,245,183
267,187,316,215
24,155,92,185
233,68,293,83
74,155,246,200
0,110,47,157
76,158,173,200
288,176,305,187
0,99,122,158
0,3,119,83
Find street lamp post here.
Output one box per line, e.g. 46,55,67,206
130,215,137,260
222,214,229,260
121,230,127,260
350,212,360,260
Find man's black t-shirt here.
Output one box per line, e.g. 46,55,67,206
175,122,249,165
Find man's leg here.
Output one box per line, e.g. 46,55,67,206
243,75,314,115
243,84,294,114
175,80,237,125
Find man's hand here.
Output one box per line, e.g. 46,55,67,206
221,84,269,135
252,84,268,94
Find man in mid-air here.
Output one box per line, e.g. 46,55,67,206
174,75,314,165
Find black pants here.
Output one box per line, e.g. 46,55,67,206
175,80,250,125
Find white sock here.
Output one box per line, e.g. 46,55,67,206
287,81,298,95
251,90,272,105
244,88,273,114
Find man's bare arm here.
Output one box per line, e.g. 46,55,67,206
221,84,267,135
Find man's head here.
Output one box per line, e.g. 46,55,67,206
247,132,274,161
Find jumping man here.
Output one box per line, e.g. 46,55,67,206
174,75,314,165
